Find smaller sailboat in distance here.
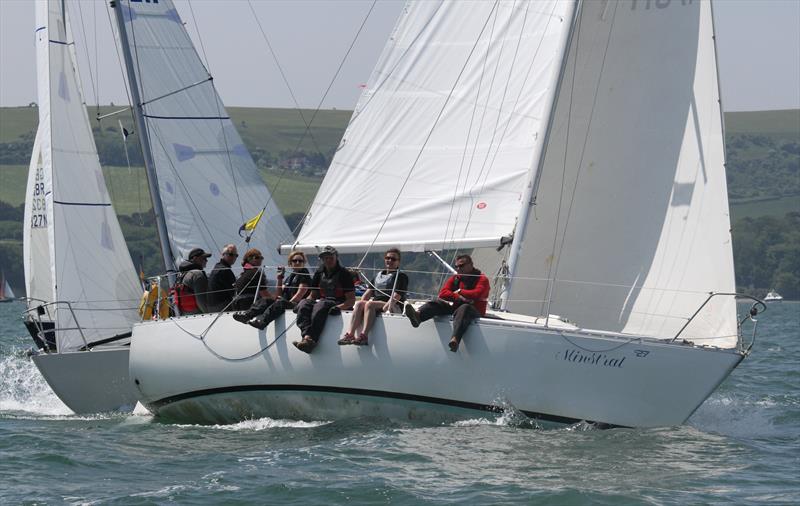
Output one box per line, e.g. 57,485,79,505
0,271,17,303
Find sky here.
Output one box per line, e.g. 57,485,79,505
0,0,798,113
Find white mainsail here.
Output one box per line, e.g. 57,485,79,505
291,0,574,253
115,0,291,268
24,0,142,352
507,0,737,347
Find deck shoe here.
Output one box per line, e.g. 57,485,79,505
404,304,421,328
337,332,355,345
354,333,369,346
248,318,268,330
232,312,251,324
448,337,460,352
293,337,317,354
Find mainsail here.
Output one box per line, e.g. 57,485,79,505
291,0,737,347
24,0,142,351
291,0,574,253
114,0,292,268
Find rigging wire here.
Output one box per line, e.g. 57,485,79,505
185,0,247,223
245,0,326,159
244,0,379,244
356,0,502,269
545,1,618,321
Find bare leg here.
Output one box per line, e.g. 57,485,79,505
348,300,366,335
361,300,386,335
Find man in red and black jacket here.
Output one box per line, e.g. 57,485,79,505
293,246,355,354
404,254,490,352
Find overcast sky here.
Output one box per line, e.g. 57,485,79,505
0,0,798,112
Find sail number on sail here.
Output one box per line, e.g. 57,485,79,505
30,167,47,228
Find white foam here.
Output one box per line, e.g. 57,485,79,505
0,348,71,416
175,417,330,431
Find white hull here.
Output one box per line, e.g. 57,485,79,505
130,310,745,428
31,347,140,414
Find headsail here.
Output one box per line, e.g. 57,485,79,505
25,0,142,351
507,0,737,346
114,0,292,268
290,0,574,253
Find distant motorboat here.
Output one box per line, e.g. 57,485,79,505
764,291,784,302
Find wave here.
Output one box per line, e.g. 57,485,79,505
0,347,71,417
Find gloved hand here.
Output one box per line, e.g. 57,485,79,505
328,306,341,316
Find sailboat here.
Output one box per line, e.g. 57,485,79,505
22,0,291,413
129,0,762,427
0,272,16,303
22,0,143,413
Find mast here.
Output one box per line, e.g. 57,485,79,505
110,0,175,279
499,0,581,312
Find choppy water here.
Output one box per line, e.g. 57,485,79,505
1,301,798,504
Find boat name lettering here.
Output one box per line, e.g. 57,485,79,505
631,0,694,10
558,348,626,369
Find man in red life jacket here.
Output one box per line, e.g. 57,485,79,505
175,248,211,315
404,254,490,352
293,246,355,354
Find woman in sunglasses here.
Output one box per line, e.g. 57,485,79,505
231,248,272,311
234,251,311,329
338,248,409,346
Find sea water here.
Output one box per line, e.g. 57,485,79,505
1,301,797,504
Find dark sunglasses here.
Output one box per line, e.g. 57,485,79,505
455,263,469,269
290,258,305,264
224,252,239,257
384,256,399,261
250,255,264,261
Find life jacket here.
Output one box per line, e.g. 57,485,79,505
171,274,199,314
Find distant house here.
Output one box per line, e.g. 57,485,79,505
280,156,310,171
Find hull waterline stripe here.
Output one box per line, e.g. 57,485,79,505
148,384,602,427
143,114,230,121
53,200,112,207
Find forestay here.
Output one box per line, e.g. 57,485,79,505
507,0,737,347
116,0,291,268
290,0,573,254
25,0,142,351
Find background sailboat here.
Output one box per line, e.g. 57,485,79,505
23,0,143,413
130,0,760,428
23,0,292,413
0,271,16,303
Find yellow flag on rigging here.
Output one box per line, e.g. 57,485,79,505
239,208,266,243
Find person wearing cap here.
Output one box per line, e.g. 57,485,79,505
174,247,211,315
293,246,355,354
207,244,238,312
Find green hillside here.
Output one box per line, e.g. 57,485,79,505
1,106,798,298
725,109,800,140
